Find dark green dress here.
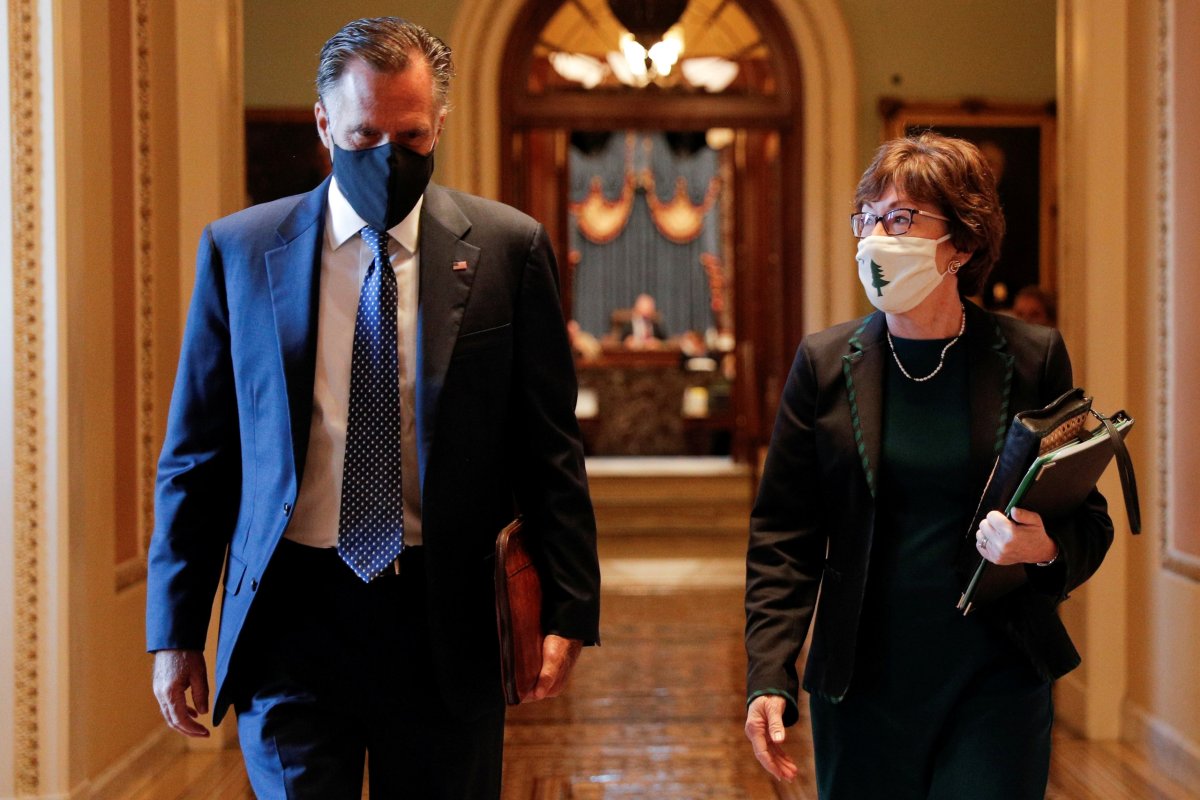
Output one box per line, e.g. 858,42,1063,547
808,333,1052,800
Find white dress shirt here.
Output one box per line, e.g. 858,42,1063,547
285,177,424,548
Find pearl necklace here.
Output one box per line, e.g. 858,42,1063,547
886,305,966,383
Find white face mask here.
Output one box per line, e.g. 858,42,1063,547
856,233,953,314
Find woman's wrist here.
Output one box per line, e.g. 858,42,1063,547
1035,541,1060,567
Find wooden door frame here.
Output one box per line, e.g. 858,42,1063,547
495,0,806,462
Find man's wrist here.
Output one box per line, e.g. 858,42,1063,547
747,688,795,709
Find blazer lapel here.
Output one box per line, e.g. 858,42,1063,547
415,184,480,492
841,312,886,499
265,177,330,481
843,304,1015,496
964,300,1015,486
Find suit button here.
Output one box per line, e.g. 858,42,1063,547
250,579,259,592
283,502,291,515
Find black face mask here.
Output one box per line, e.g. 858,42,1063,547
332,141,434,231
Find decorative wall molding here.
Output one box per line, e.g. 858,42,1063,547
119,0,155,589
7,0,42,791
446,0,860,331
1154,0,1167,547
1159,0,1199,582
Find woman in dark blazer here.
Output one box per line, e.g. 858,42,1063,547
743,132,1114,798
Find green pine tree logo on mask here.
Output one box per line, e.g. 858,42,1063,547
870,260,890,296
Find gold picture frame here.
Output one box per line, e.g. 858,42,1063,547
880,98,1057,309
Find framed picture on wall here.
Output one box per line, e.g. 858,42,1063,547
245,108,332,207
879,98,1057,311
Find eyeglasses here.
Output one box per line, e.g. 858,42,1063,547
850,208,949,238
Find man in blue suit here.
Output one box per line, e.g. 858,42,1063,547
146,18,600,799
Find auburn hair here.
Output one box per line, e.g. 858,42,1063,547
853,131,1005,296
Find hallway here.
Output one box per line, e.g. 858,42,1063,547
110,531,1197,799
503,580,1199,799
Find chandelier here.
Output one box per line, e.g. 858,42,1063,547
546,0,740,92
608,0,688,84
607,0,689,45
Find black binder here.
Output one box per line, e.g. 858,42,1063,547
1010,414,1134,519
957,388,1139,614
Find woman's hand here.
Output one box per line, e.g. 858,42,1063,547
975,507,1059,565
744,695,798,782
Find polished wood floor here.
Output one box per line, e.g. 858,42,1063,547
105,462,1200,796
503,580,1200,800
112,533,1197,799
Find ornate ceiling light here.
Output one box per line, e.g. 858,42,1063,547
607,0,689,84
542,0,750,92
607,0,689,48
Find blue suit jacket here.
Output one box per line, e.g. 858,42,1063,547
146,180,600,723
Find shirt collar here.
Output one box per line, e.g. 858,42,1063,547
327,175,423,255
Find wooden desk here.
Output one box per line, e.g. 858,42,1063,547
575,353,732,456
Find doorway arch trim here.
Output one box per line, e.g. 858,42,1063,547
446,0,861,332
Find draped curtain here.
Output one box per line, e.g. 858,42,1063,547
569,131,722,337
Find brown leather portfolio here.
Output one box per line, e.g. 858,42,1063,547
495,518,544,705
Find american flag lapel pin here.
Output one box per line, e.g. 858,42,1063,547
452,260,468,271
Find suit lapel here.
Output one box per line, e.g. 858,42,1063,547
265,177,329,481
841,312,886,499
415,184,480,491
964,300,1015,486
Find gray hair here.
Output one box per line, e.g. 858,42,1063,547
316,17,454,109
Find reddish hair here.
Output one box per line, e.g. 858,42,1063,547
853,131,1005,296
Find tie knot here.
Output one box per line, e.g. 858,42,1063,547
361,226,390,259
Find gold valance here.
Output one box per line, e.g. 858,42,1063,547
642,171,721,245
571,132,721,246
569,173,637,244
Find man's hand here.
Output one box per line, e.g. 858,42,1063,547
745,694,798,782
976,507,1059,566
152,649,211,738
531,634,582,701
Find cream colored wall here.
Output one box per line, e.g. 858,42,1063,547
234,0,1200,764
1056,0,1121,739
241,1,460,189
242,0,1057,133
243,0,459,108
1053,8,1200,787
55,0,182,788
3,0,1191,794
241,0,1055,186
239,0,1056,334
839,0,1056,165
0,0,245,794
1121,0,1200,782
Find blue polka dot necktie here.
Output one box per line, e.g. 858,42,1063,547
337,226,404,581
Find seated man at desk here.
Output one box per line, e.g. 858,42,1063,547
620,294,668,349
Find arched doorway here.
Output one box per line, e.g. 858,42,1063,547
446,0,861,464
497,0,801,461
